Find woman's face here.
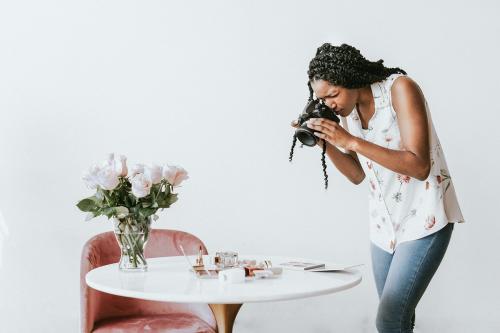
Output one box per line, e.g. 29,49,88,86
310,79,359,117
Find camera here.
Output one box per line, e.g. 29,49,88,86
294,99,340,146
289,98,340,189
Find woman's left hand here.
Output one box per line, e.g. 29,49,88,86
307,118,356,150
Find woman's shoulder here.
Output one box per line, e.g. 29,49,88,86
388,74,421,96
386,74,425,106
387,74,427,118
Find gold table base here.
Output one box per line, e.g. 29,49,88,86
209,303,243,333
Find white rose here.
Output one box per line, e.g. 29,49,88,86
130,173,152,198
130,164,145,178
118,155,128,177
96,165,120,190
162,165,189,187
83,154,121,191
82,164,101,189
146,164,163,185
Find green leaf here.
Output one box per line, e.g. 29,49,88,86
77,197,99,212
139,207,157,218
167,193,178,205
157,193,178,208
100,207,115,218
127,194,137,207
156,197,168,208
91,211,102,218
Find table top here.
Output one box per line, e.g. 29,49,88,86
86,255,362,304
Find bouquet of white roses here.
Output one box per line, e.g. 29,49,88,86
77,153,188,221
76,153,189,270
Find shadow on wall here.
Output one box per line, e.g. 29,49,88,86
0,210,8,269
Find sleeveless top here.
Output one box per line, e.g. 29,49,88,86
345,74,465,254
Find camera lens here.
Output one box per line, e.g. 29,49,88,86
295,123,317,147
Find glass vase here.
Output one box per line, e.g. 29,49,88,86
113,216,152,272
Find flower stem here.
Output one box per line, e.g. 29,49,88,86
154,182,163,203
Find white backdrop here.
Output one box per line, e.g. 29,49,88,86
1,1,499,332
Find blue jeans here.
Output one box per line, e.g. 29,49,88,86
371,222,454,333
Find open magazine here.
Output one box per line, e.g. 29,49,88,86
280,261,364,272
279,261,325,270
306,263,364,272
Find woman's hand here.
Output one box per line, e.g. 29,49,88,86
292,117,365,183
290,119,325,148
306,118,356,150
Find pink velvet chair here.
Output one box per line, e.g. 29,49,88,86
81,229,217,333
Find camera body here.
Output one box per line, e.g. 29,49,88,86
294,99,340,146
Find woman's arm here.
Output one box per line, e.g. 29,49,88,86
307,77,431,181
321,141,366,185
291,120,365,185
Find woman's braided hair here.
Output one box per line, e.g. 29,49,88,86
307,43,406,90
289,43,406,189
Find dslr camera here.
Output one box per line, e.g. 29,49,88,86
294,99,340,146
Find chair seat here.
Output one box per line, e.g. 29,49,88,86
92,313,216,333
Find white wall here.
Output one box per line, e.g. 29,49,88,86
0,1,499,332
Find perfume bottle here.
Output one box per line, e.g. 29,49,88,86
194,245,204,267
215,251,238,268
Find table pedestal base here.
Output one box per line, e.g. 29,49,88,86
209,303,243,333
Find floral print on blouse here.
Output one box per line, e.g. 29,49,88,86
346,74,465,254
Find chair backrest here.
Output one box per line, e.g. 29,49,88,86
80,229,216,333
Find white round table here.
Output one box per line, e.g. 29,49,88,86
86,255,362,333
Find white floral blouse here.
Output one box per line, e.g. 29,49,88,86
346,74,465,254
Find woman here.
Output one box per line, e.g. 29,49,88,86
291,43,464,333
